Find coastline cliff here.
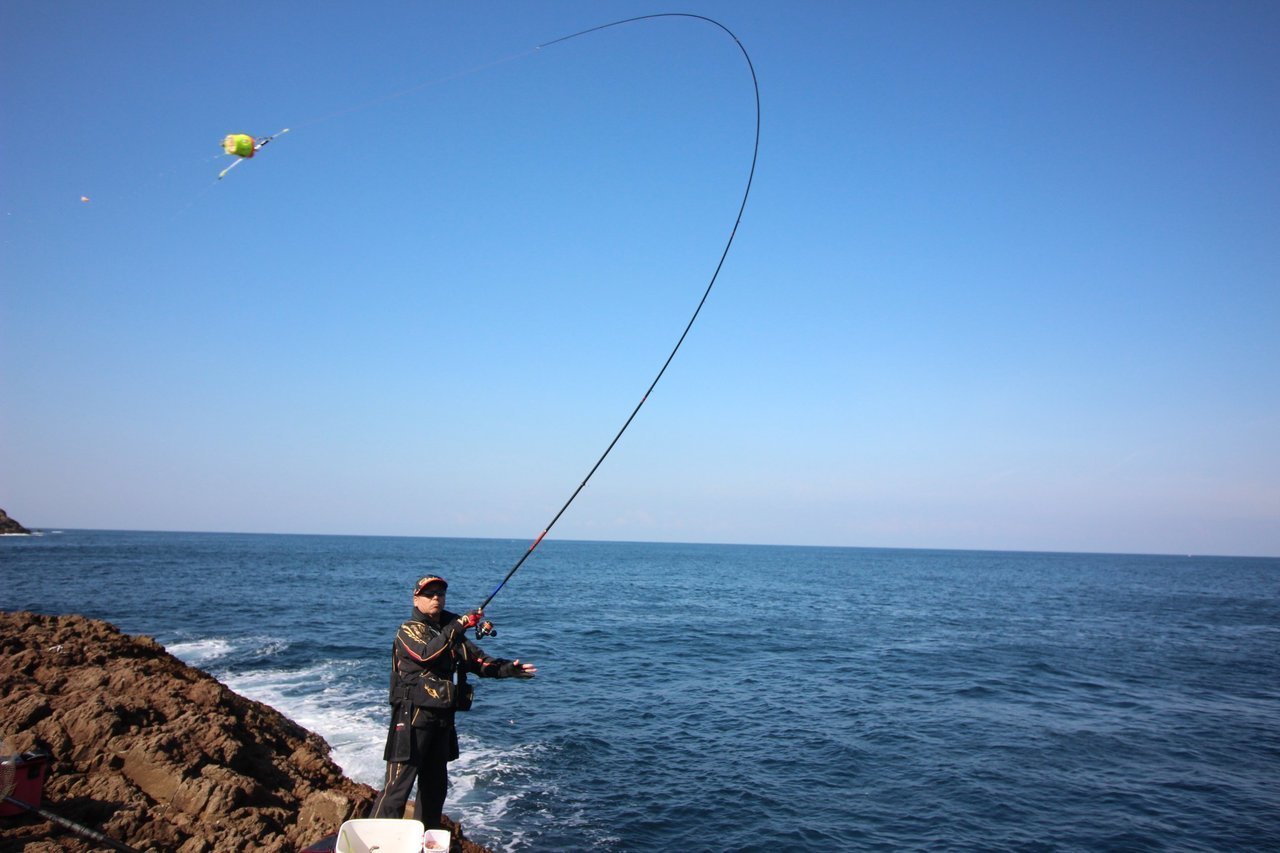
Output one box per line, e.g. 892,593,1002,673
0,611,490,853
0,509,31,535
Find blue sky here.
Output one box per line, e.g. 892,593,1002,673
2,1,1277,557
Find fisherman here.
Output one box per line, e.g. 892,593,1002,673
370,575,536,829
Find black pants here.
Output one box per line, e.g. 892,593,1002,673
370,722,453,828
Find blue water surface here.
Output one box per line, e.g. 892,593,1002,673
3,531,1278,851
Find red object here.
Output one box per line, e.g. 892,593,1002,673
1,752,50,816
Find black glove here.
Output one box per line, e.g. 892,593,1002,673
498,659,536,679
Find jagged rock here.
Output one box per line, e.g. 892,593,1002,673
0,508,31,535
0,611,492,853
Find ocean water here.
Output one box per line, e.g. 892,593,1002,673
2,531,1278,851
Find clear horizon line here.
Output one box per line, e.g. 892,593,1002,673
10,525,1278,561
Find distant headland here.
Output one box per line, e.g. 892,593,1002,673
0,507,32,535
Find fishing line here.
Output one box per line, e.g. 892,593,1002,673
289,48,538,133
477,13,760,614
198,13,758,612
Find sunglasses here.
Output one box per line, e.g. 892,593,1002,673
416,589,446,598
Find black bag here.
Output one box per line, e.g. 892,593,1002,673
410,674,456,709
455,679,474,712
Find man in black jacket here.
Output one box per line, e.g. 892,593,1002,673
370,574,536,828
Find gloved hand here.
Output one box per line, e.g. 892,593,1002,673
499,659,537,679
457,609,484,630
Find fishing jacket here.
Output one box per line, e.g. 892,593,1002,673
383,608,526,762
387,608,524,723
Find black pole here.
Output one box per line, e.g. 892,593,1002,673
4,795,143,853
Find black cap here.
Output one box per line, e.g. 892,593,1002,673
414,575,448,595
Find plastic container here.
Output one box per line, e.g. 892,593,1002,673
423,828,452,851
334,818,425,853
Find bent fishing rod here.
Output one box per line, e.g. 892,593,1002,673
472,13,761,630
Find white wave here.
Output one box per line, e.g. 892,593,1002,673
249,638,292,659
221,660,388,786
446,737,550,850
167,638,235,666
166,635,290,668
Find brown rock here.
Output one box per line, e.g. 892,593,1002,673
0,611,495,852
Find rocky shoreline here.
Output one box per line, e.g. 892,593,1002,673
0,611,491,853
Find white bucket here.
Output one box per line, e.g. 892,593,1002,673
335,818,426,853
423,828,452,851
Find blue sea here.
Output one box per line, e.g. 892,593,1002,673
3,531,1278,851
